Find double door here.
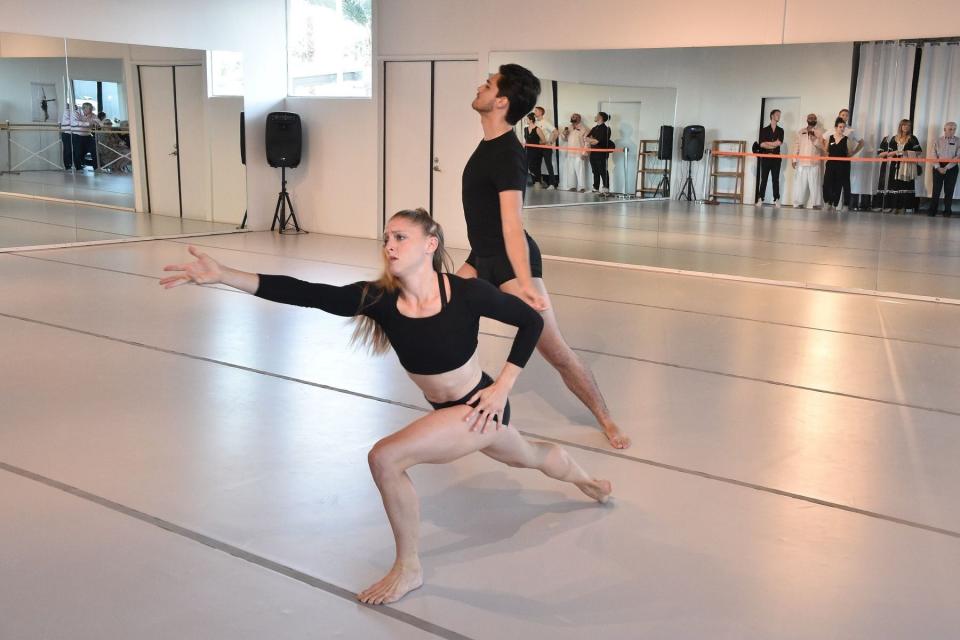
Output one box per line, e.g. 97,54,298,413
383,60,478,249
138,64,210,219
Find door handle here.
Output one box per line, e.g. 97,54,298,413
433,157,441,172
169,144,179,157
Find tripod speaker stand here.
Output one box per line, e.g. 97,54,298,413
270,166,302,233
678,161,697,201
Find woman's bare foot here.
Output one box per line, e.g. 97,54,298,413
577,478,612,503
602,422,631,449
357,562,423,605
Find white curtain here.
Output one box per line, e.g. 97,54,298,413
915,42,960,197
851,42,916,195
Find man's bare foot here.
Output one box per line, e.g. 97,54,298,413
357,562,423,605
577,478,612,503
602,422,631,449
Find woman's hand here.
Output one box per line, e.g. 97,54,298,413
160,245,224,288
465,380,511,433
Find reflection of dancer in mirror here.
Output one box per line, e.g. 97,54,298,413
160,209,612,604
460,64,632,449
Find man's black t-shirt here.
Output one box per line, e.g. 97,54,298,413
462,130,527,256
759,125,785,154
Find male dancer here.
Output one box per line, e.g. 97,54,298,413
458,64,630,449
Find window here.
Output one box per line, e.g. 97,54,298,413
209,50,245,97
72,80,126,121
287,0,372,98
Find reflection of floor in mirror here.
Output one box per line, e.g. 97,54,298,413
523,199,960,300
524,184,648,207
2,231,959,638
0,168,135,209
0,193,238,250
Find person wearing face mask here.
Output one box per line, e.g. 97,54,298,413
586,112,612,194
559,113,590,192
929,121,958,217
792,113,825,209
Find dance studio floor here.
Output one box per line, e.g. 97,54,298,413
0,193,239,250
524,199,960,300
0,169,136,209
2,229,959,638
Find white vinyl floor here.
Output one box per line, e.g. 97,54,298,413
1,227,958,638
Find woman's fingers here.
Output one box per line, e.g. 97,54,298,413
187,245,204,259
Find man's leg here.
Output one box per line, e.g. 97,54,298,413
945,167,958,216
772,159,782,203
931,170,944,215
499,276,631,449
543,151,557,187
758,160,771,203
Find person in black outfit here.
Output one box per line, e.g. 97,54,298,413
756,109,785,206
587,111,612,193
523,112,546,186
160,209,612,606
823,118,852,210
460,63,630,449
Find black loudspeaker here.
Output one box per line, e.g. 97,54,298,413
657,125,674,161
240,111,246,165
265,111,302,168
681,125,705,161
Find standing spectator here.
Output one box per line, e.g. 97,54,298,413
76,102,101,170
559,113,590,192
823,118,852,211
756,109,784,206
59,105,82,170
523,113,547,187
533,106,558,188
792,113,824,209
587,111,612,194
878,119,922,214
824,108,864,210
930,121,958,217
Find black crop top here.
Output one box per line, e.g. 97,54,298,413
254,272,544,375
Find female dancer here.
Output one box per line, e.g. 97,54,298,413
160,208,612,605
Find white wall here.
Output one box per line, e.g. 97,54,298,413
0,0,287,229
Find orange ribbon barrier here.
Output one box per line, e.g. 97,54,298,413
522,143,626,153
714,150,948,164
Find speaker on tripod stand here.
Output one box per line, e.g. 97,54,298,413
678,125,705,201
653,125,673,197
266,111,305,234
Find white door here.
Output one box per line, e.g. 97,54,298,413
383,61,431,225
761,97,801,205
600,100,642,195
138,64,210,219
139,66,180,215
173,66,210,220
432,60,480,250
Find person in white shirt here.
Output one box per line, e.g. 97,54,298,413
792,113,825,208
559,113,590,191
821,108,862,210
533,106,558,188
930,121,958,217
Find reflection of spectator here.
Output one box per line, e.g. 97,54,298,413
823,108,863,209
559,113,589,192
587,111,612,193
59,106,82,170
792,113,824,209
823,117,852,211
98,120,132,173
523,113,547,187
533,106,557,188
878,119,922,214
929,121,958,217
756,109,784,206
76,102,100,170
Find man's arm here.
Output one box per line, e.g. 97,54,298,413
499,190,548,310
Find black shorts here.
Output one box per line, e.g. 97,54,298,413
465,233,543,287
426,372,511,425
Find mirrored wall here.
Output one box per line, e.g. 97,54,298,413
493,41,960,301
0,32,246,250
